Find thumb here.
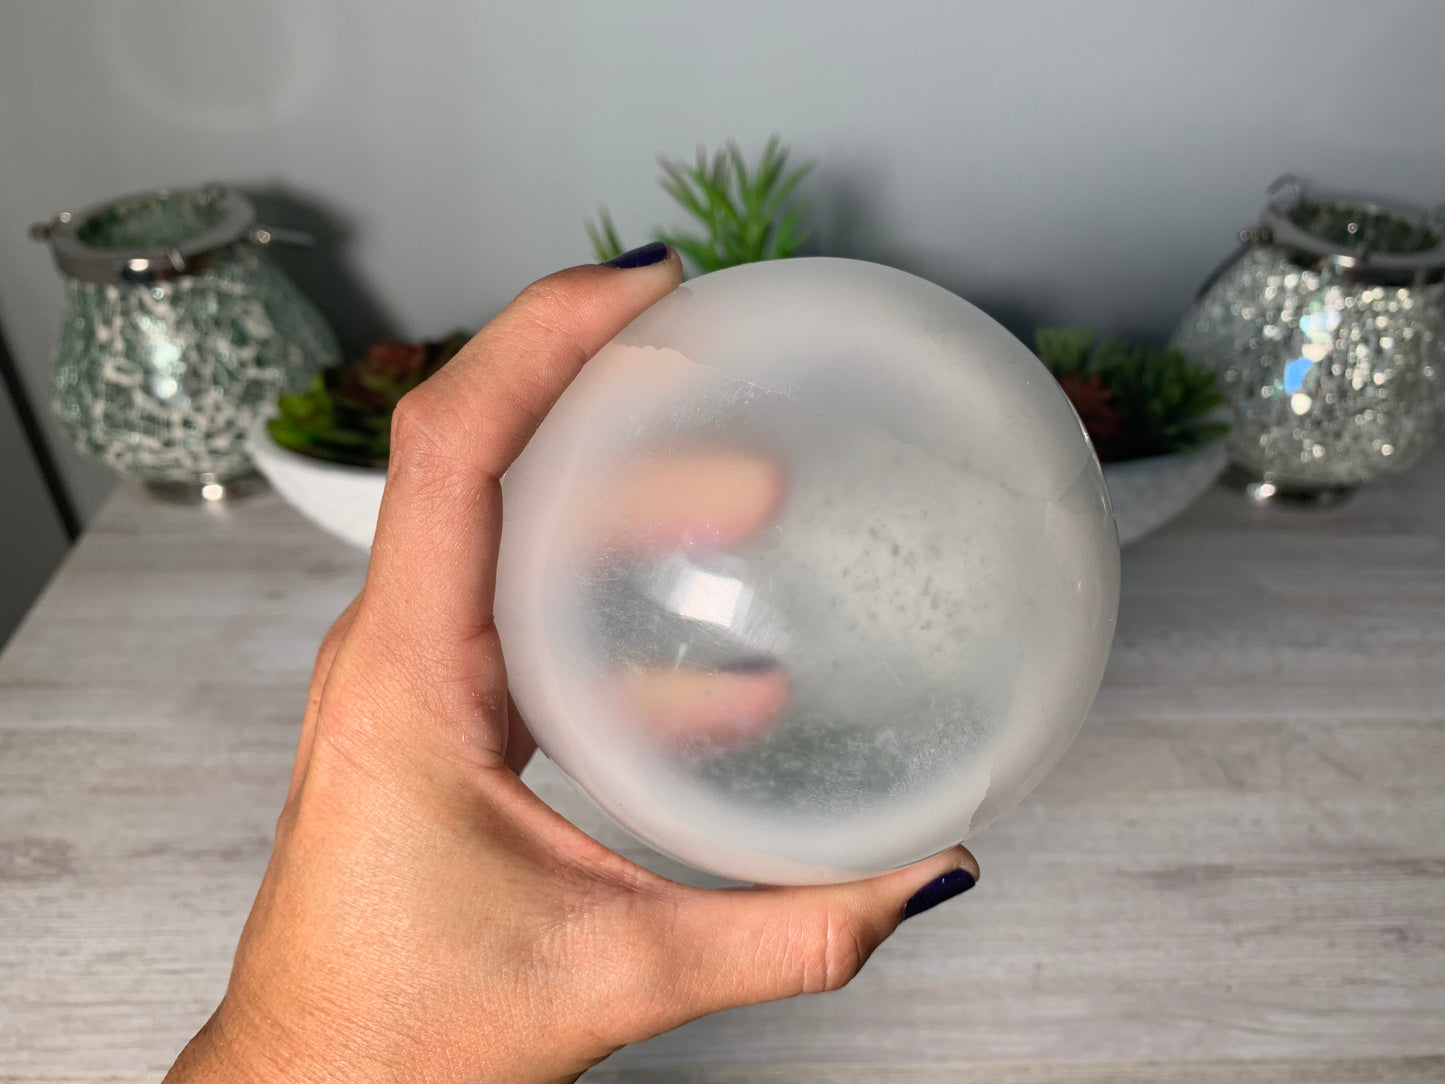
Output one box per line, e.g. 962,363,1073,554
660,846,979,1021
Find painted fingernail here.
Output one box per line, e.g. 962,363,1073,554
717,657,780,674
603,241,671,269
902,868,976,920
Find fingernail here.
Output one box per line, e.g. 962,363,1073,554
717,657,781,674
902,868,976,920
603,241,671,269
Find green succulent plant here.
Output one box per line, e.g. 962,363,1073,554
267,331,469,467
1034,328,1230,462
587,135,815,274
1033,327,1096,376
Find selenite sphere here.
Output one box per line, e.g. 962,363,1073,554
495,258,1118,884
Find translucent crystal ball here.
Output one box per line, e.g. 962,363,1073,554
496,258,1118,884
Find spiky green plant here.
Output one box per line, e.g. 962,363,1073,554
1032,327,1095,376
586,136,814,274
1094,342,1232,459
1035,328,1230,462
585,208,626,265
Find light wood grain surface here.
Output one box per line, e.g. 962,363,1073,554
2,449,1443,1083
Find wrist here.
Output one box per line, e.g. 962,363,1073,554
164,995,385,1084
165,1001,594,1084
165,1004,267,1084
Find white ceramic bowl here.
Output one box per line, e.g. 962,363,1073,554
246,415,386,550
247,409,1224,555
1102,440,1228,547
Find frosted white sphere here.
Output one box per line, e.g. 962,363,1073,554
496,258,1118,884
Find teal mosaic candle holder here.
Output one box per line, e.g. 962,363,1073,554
31,184,340,500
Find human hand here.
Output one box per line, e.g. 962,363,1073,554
165,243,979,1084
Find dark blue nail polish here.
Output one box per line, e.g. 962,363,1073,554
603,241,670,269
718,656,781,674
903,868,976,920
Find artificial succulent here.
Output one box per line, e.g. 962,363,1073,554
1034,328,1229,462
268,331,470,467
587,135,814,274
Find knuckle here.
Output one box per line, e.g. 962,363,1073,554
792,906,871,995
514,273,588,325
510,278,595,363
387,389,472,501
514,276,565,312
535,880,677,1040
388,389,446,462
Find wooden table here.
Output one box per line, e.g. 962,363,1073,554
3,451,1443,1083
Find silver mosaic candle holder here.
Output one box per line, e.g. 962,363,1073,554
31,184,340,502
1171,176,1445,504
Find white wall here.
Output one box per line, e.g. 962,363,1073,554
2,0,1443,523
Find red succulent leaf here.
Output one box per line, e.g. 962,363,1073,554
1057,372,1128,460
360,341,430,386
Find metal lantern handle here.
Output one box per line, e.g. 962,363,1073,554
1254,174,1445,285
243,225,315,248
1264,173,1305,214
29,183,313,285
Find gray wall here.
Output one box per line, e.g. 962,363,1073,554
2,0,1443,524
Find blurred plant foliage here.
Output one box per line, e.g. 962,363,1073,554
1034,328,1230,462
587,135,814,274
267,332,469,467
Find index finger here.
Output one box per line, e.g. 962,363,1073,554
363,252,684,652
578,449,786,557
